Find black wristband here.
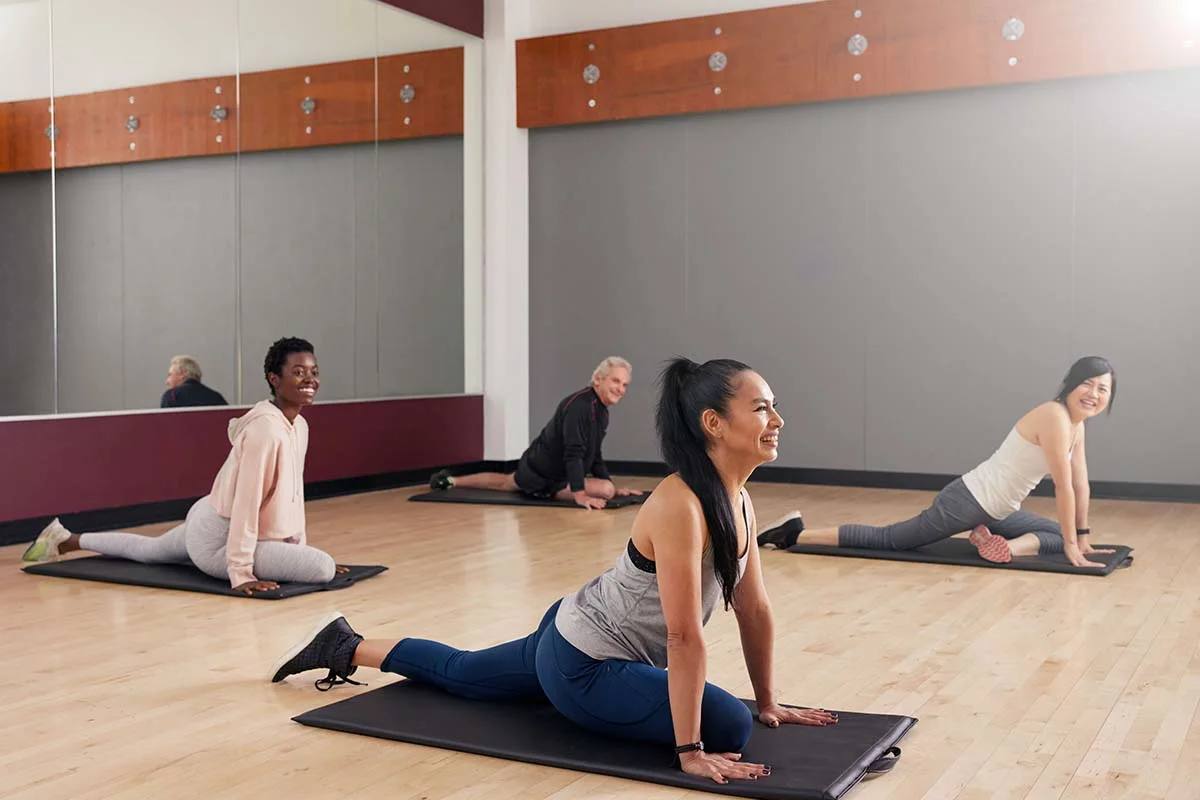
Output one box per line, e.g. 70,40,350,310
1077,528,1090,536
674,741,704,755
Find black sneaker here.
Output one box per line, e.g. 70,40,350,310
270,611,366,691
429,469,455,491
757,512,805,549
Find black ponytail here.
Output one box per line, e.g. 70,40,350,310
655,356,751,610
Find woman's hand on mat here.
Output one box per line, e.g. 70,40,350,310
334,565,351,574
758,703,839,728
1064,542,1105,568
615,487,644,497
574,491,607,510
679,750,770,784
1078,536,1115,556
233,579,279,595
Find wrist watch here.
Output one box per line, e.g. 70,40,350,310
674,741,704,755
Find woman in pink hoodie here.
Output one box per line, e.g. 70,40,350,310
22,337,340,595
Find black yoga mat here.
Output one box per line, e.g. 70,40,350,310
410,487,646,509
23,556,387,599
294,679,915,799
784,537,1133,576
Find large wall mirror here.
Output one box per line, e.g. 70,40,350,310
0,0,482,418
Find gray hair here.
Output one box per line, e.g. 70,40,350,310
592,356,631,382
170,355,202,381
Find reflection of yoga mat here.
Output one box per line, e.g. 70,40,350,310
409,487,646,509
23,556,387,599
784,538,1132,576
294,679,915,799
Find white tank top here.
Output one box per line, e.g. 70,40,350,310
961,426,1070,519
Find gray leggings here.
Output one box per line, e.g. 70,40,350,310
838,477,1064,554
78,496,337,584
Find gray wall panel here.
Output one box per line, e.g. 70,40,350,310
2,136,465,416
121,158,237,409
529,68,1200,486
48,168,125,415
237,147,360,403
1069,71,1200,483
237,140,464,404
529,119,690,461
353,145,380,399
376,136,465,397
861,83,1076,475
0,173,54,416
685,102,871,470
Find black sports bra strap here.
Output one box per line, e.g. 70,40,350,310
739,489,750,559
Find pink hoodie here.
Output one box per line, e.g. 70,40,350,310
207,400,309,587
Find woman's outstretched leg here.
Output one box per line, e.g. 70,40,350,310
22,518,189,565
757,507,945,552
428,469,517,492
270,602,560,698
758,478,991,553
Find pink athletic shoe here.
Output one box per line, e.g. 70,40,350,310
968,524,1012,563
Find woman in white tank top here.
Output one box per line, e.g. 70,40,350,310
758,357,1117,569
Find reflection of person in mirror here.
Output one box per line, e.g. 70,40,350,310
23,337,348,596
160,355,227,408
428,356,644,509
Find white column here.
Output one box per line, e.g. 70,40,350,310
482,0,531,460
462,38,484,395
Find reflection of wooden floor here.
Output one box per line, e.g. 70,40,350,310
4,479,1198,799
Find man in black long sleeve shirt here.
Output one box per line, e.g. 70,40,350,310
429,357,642,509
517,385,612,497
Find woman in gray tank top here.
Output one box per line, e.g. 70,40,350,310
758,356,1117,569
269,357,838,787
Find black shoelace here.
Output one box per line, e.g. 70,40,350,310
314,670,366,692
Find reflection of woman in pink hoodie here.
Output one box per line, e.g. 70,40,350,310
23,337,341,596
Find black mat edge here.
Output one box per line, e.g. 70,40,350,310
292,685,917,800
22,556,388,599
824,716,917,800
782,543,1133,576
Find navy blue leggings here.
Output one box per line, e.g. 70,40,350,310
380,600,754,753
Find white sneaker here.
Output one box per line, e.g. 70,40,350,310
22,518,73,564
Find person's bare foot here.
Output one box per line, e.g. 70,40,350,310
968,524,1012,563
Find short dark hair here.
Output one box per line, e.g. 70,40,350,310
1055,356,1115,414
264,337,315,395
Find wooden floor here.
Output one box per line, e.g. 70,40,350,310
4,479,1200,800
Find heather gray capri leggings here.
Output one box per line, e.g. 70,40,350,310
838,477,1065,554
77,496,336,584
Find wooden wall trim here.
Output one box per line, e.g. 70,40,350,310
240,50,464,154
54,76,238,170
0,47,463,175
515,0,1200,128
1,99,53,174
